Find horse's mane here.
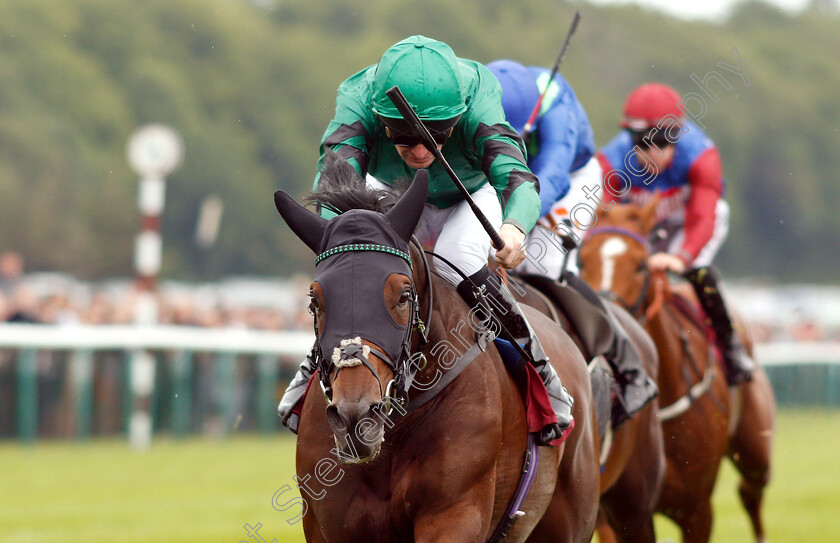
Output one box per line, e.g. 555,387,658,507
307,151,406,214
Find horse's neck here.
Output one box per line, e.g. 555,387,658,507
645,278,712,400
425,275,470,347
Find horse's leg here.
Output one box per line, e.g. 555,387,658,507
407,353,527,543
412,489,495,543
527,356,600,542
301,508,328,543
598,304,664,543
594,509,617,543
504,445,562,542
600,496,656,543
599,412,663,543
527,437,600,543
673,498,713,543
657,432,724,543
728,366,775,543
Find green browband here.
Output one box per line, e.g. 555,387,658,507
315,243,412,268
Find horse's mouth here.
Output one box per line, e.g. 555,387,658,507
332,430,384,464
325,401,386,464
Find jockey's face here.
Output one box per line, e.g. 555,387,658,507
394,142,442,169
635,143,675,175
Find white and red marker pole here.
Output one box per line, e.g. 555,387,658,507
126,124,184,449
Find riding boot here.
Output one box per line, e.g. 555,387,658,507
686,267,755,386
277,346,317,434
602,316,659,427
563,274,658,426
457,266,574,445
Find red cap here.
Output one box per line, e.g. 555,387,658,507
621,82,684,131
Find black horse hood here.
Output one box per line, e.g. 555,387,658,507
314,209,413,364
274,169,429,366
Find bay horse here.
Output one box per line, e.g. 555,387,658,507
507,270,665,542
274,163,600,542
577,200,776,543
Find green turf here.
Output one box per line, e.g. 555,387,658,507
0,409,837,542
653,409,840,542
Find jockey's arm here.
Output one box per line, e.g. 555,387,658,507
529,92,579,218
473,123,541,268
680,147,725,264
312,125,369,220
313,73,378,219
596,152,622,208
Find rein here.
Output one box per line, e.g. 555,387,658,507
644,270,670,323
423,250,533,365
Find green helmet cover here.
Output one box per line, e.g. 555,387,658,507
371,35,467,122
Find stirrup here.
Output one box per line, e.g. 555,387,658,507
538,421,571,446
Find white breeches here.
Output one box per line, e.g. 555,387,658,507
366,176,502,287
519,156,603,278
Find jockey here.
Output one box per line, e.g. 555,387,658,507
277,35,573,445
488,59,657,424
596,82,754,386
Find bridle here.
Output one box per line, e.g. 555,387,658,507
311,236,433,415
583,226,653,319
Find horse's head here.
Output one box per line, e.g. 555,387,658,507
578,198,659,315
274,164,428,463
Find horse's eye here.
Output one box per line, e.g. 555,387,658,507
398,290,411,306
636,262,647,273
308,294,320,315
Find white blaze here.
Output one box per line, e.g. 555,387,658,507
599,237,628,291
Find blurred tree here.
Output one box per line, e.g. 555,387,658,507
0,0,835,282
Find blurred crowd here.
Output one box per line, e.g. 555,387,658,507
0,251,314,331
2,250,838,341
748,318,837,343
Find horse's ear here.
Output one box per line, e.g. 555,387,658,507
274,190,327,253
639,193,660,234
385,169,429,242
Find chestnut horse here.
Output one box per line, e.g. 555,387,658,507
274,166,600,542
577,201,776,543
509,271,665,543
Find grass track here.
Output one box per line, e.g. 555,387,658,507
0,409,838,542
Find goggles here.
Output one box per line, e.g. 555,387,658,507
380,115,460,148
629,129,673,150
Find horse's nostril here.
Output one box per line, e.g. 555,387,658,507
325,404,347,433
